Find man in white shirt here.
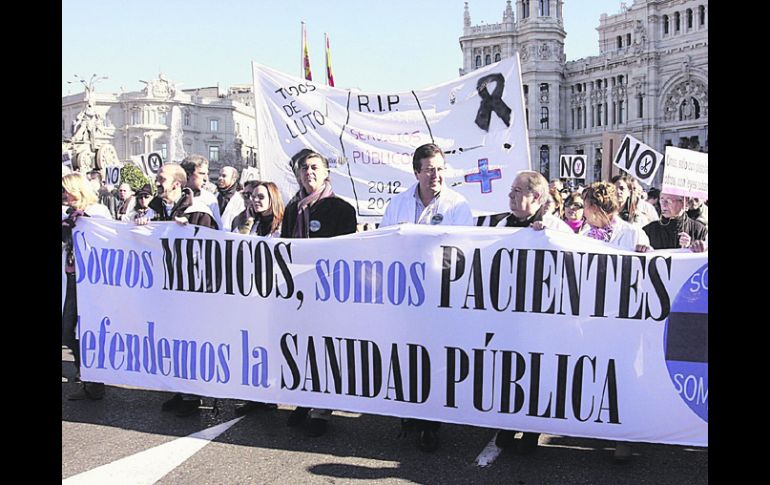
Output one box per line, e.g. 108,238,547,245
379,143,472,453
380,143,473,228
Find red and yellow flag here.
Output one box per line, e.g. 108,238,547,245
325,33,335,87
302,22,312,81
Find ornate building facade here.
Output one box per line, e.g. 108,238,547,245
459,0,708,185
61,74,259,174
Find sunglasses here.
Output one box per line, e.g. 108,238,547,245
567,203,584,210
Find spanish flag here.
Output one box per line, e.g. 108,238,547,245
302,22,312,81
325,33,335,87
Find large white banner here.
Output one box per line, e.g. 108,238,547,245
252,57,531,221
74,219,707,446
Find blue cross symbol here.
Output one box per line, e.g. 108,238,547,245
464,158,502,194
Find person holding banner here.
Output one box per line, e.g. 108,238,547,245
490,170,571,454
229,181,284,416
379,143,473,452
232,181,284,237
482,170,572,233
640,192,707,250
379,143,473,227
141,164,218,231
579,181,650,251
136,163,219,417
62,173,112,401
281,148,357,437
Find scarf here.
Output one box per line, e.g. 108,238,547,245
586,217,618,243
565,218,585,233
293,181,335,238
217,183,239,215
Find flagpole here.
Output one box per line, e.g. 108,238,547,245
324,32,327,85
301,21,305,79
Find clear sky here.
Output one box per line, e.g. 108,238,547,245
62,0,624,96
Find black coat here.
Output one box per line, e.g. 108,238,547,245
281,196,357,238
643,213,707,249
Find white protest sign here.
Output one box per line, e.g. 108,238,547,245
130,152,164,178
661,147,708,199
104,166,121,186
76,219,708,446
252,56,530,221
612,135,664,185
559,154,587,179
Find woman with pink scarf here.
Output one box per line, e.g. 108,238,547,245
579,181,649,252
280,148,357,438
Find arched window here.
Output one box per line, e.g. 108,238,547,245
523,0,530,19
495,53,501,62
699,6,705,26
617,36,623,49
485,54,491,65
687,9,693,29
663,15,669,34
540,107,549,129
475,55,481,68
675,12,681,32
539,145,550,179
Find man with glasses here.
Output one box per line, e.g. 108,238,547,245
379,143,472,452
380,143,473,227
640,192,707,250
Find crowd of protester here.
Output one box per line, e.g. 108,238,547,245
62,145,707,461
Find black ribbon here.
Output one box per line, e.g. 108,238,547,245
474,73,511,131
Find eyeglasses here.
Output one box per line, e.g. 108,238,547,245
567,203,584,210
420,166,445,175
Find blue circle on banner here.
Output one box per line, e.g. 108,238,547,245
663,263,708,422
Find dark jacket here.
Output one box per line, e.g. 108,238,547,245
281,196,357,238
148,187,219,230
643,213,707,249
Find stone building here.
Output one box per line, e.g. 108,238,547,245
459,0,708,185
61,74,259,175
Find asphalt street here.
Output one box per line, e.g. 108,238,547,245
62,349,708,484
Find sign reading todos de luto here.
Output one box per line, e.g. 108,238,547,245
74,219,707,446
252,56,531,221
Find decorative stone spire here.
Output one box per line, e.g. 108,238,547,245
504,0,514,21
464,2,471,27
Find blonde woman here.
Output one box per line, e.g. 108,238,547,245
61,173,111,400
